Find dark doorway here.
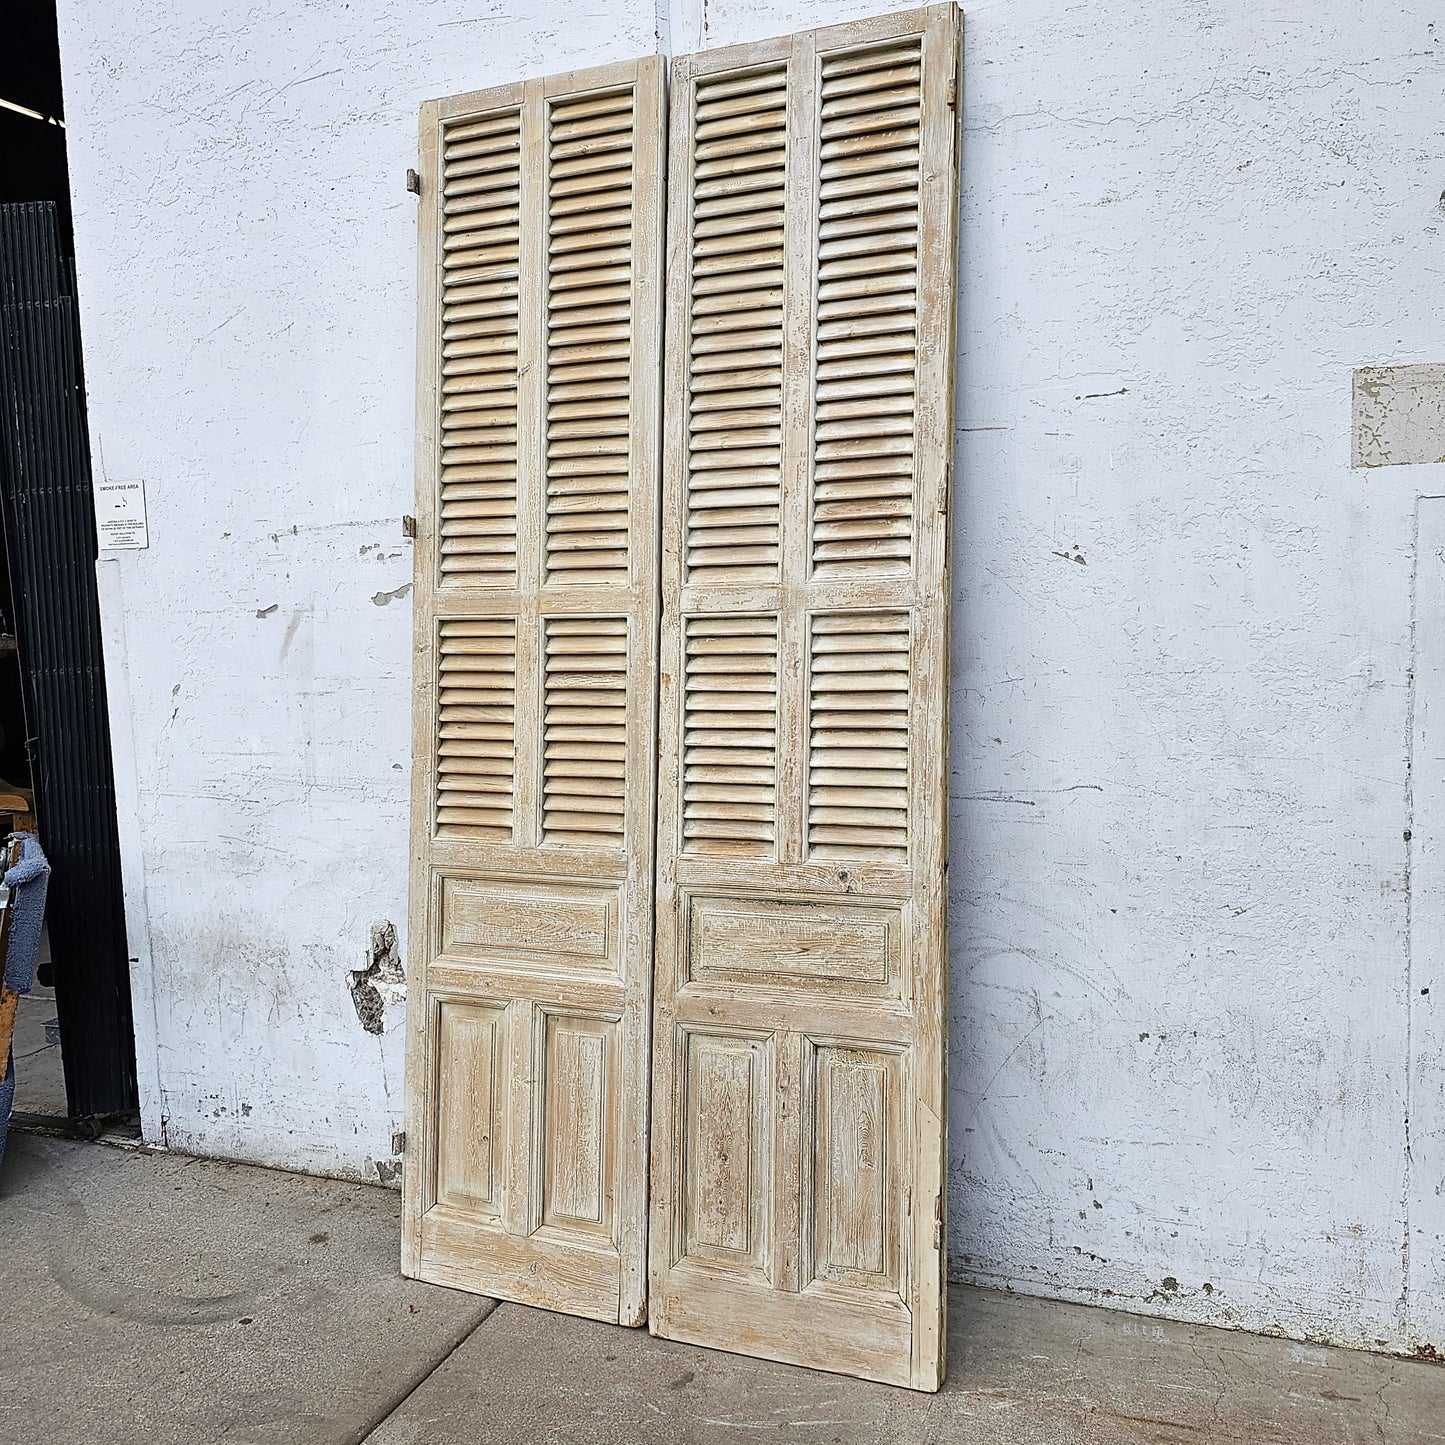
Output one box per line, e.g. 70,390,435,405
1,2,137,1123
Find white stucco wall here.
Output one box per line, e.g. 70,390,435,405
55,0,1445,1352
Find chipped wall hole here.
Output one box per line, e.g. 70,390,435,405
349,921,404,1034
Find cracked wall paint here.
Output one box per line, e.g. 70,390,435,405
54,0,1445,1352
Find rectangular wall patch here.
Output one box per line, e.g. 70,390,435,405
1353,364,1445,468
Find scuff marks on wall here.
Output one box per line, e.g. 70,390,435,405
348,922,404,1034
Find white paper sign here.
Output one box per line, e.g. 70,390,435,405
95,479,149,550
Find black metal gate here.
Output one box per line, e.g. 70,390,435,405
0,200,135,1119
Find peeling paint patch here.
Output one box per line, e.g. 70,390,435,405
348,922,404,1034
1352,364,1445,468
371,584,411,607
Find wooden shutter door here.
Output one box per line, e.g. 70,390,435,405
403,57,664,1326
650,5,959,1389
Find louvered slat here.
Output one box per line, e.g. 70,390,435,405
545,89,635,585
811,40,922,578
682,614,778,855
685,66,788,584
807,612,910,859
542,617,628,846
436,618,516,838
440,110,522,587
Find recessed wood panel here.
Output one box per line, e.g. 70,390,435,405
680,1031,769,1272
541,1014,618,1236
439,876,619,969
433,999,506,1214
685,893,901,993
810,1044,902,1290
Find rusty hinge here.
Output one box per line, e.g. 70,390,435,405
946,49,960,111
932,1193,944,1251
406,168,421,196
392,1130,407,1156
940,458,952,516
402,515,416,539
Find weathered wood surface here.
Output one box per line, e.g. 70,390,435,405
649,3,960,1391
403,56,665,1327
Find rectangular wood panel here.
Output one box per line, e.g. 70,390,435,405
685,893,901,992
541,1014,617,1234
810,1044,902,1288
405,56,665,1327
652,4,959,1390
438,876,619,970
680,1031,770,1271
433,1000,505,1214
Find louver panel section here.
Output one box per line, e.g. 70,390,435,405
685,65,788,585
811,40,922,578
682,615,778,856
542,617,628,847
807,612,910,860
436,618,517,839
439,110,522,587
545,88,635,586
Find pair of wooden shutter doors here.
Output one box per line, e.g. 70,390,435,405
402,4,959,1393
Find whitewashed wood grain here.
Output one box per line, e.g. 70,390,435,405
650,2,960,1391
404,55,665,1328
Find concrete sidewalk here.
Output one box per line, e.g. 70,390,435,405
1,1133,1440,1445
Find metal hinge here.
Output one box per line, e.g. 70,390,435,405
946,49,960,112
392,1130,407,1156
406,168,421,196
941,458,952,516
402,514,416,539
932,1193,944,1250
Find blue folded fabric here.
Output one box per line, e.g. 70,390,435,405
1,834,51,1170
4,834,50,994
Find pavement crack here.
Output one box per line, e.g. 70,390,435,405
1187,1331,1229,1426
